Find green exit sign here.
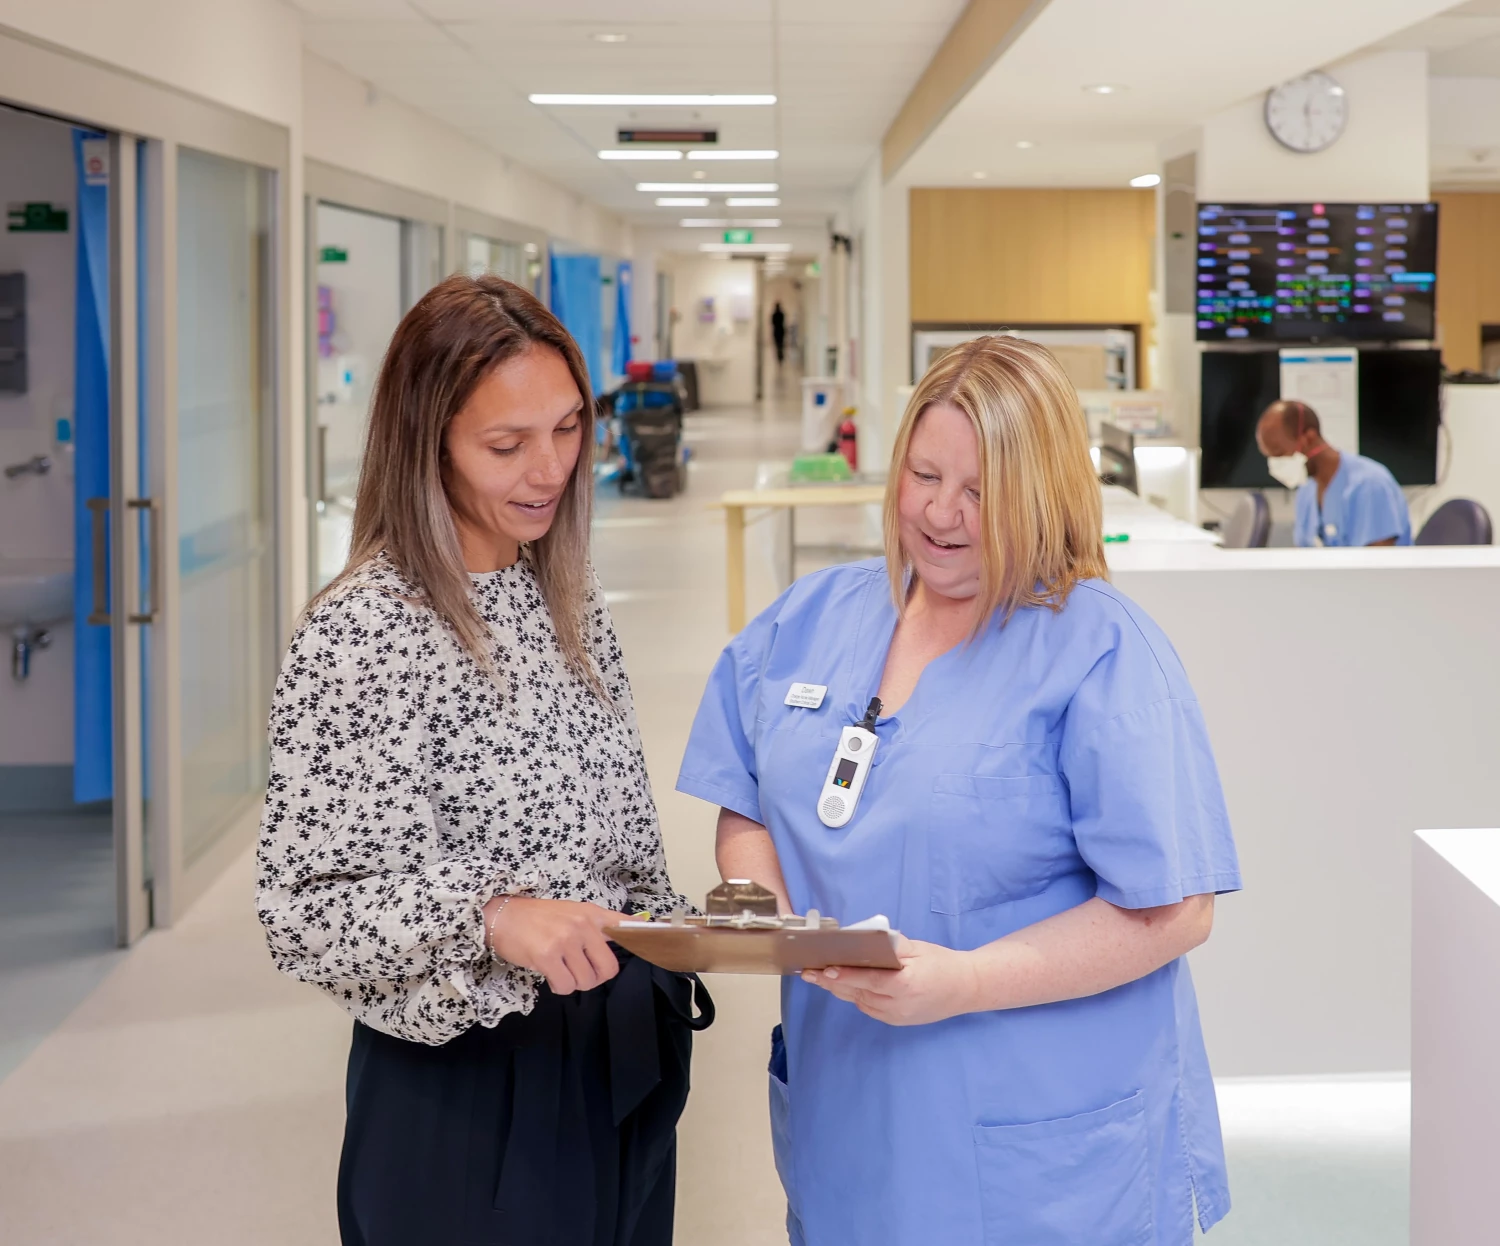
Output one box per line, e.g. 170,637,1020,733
319,246,348,263
723,229,754,245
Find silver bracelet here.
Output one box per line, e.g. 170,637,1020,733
486,893,516,959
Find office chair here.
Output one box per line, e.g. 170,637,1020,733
1221,491,1271,548
1415,498,1494,546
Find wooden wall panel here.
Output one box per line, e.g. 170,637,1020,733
1433,192,1500,373
909,187,1156,327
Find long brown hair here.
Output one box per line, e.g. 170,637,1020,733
883,334,1108,631
311,273,598,684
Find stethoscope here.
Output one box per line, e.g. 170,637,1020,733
816,697,882,829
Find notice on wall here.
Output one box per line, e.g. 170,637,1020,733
1279,349,1358,453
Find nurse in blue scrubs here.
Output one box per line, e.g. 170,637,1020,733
677,336,1242,1246
1256,399,1411,546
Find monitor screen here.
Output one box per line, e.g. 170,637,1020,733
1200,351,1281,489
1196,202,1438,343
1200,348,1440,489
1358,349,1440,486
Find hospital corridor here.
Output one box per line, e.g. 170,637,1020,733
2,2,1499,1244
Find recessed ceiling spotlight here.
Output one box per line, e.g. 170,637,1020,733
692,170,707,180
598,149,682,160
592,32,628,43
972,171,988,180
726,196,780,206
656,197,709,206
1083,83,1127,95
1130,173,1162,188
1016,140,1035,149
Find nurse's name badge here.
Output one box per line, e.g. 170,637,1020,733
784,682,828,710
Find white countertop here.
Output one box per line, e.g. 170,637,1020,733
1416,829,1500,907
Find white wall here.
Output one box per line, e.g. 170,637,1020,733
1109,550,1500,1077
657,256,758,406
301,52,630,257
0,108,77,766
1410,827,1500,1246
1198,49,1431,203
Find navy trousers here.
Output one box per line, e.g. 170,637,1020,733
337,950,713,1246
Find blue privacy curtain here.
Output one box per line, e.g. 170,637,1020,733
549,250,603,394
73,130,112,803
613,260,633,374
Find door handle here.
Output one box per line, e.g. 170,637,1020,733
86,496,110,625
316,423,329,505
126,497,159,624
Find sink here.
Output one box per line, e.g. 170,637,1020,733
0,558,73,630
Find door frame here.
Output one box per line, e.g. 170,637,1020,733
303,161,451,596
0,25,295,938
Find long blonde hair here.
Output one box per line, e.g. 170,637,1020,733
883,334,1108,627
309,273,598,686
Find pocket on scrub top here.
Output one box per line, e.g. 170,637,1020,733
928,773,1071,914
767,1026,798,1211
972,1090,1153,1246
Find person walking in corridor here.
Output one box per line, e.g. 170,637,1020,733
771,300,787,365
256,274,710,1246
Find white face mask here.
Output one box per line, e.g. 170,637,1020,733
1266,453,1308,490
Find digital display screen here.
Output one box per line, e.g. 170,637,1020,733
1196,202,1438,342
832,758,858,789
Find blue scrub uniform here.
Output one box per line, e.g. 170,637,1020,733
1293,452,1411,546
678,561,1242,1246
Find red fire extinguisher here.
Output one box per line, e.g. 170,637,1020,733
837,410,858,472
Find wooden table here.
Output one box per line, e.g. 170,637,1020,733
715,485,885,632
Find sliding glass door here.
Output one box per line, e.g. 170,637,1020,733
173,148,277,866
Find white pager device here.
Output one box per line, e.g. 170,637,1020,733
817,724,878,828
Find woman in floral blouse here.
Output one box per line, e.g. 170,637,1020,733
257,274,709,1246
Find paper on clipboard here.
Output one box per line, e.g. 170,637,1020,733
605,918,902,975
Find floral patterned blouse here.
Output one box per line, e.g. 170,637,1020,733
255,553,686,1046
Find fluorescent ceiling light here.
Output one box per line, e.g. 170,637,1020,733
687,149,778,161
1130,173,1162,188
699,242,792,253
637,182,778,192
529,93,776,106
727,197,780,206
592,32,628,43
679,218,782,227
656,197,709,206
599,149,682,160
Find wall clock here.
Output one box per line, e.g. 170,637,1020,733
1264,71,1347,154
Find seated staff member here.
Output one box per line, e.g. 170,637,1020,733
1256,398,1411,546
257,274,708,1246
677,336,1242,1246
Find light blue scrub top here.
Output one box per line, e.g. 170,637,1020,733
1293,452,1411,547
678,561,1242,1246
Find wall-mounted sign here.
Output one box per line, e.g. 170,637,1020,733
319,246,349,263
6,202,68,233
80,139,109,187
723,229,754,245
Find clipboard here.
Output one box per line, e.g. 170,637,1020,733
606,919,901,975
605,880,903,976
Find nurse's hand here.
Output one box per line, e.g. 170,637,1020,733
486,896,631,996
800,937,981,1026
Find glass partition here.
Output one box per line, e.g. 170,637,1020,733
175,147,277,862
312,203,404,587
